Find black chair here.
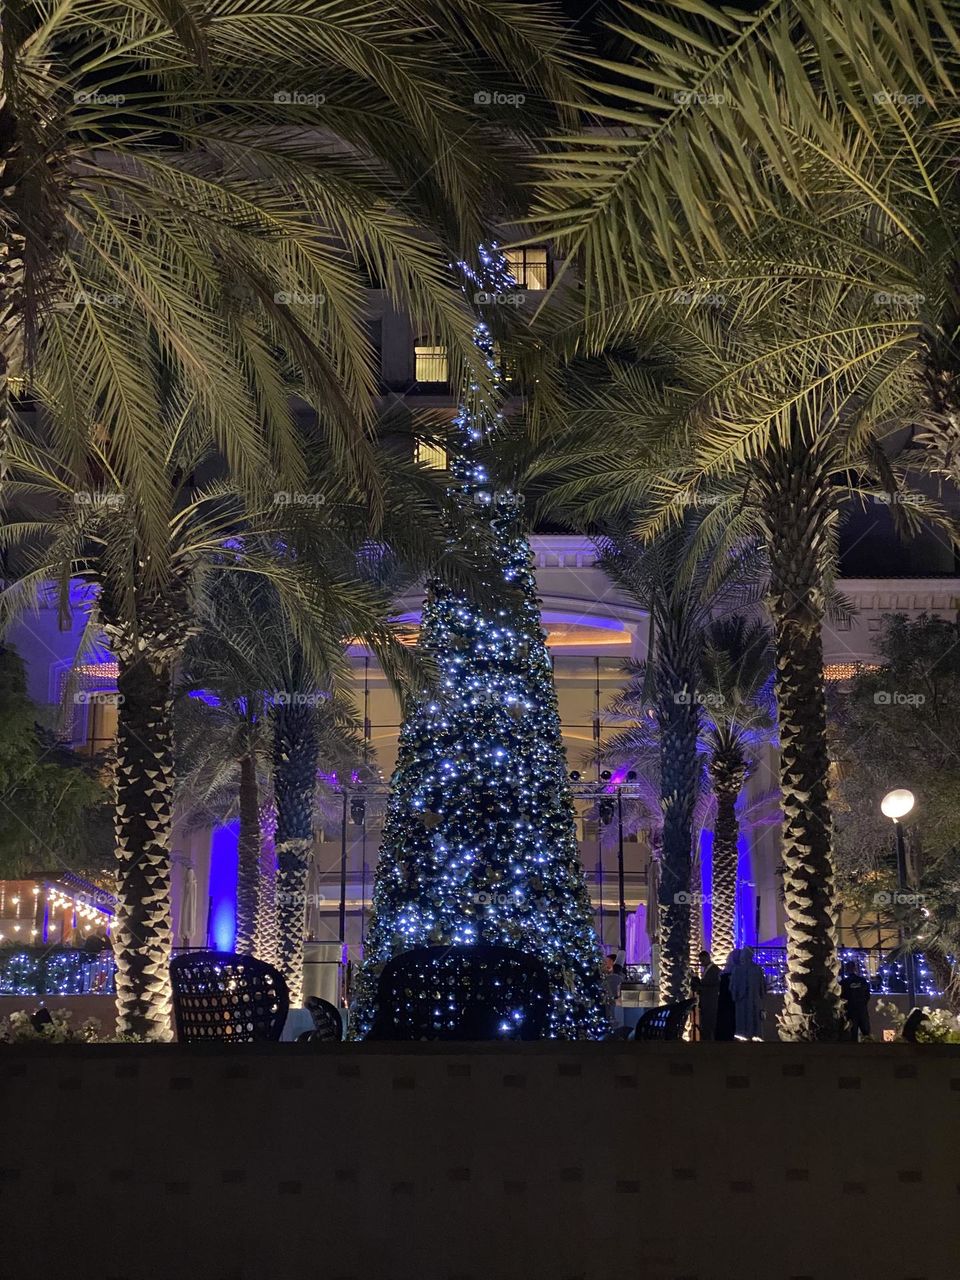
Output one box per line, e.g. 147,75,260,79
170,951,289,1044
297,995,344,1043
365,943,552,1041
900,1007,929,1042
632,998,695,1042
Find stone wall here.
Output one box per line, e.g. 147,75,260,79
1,1040,958,1279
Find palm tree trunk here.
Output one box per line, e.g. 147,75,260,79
710,748,746,961
254,800,278,966
273,702,317,1004
655,623,701,1003
235,752,260,954
112,649,175,1040
756,438,844,1040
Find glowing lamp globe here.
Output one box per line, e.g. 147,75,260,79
881,789,915,821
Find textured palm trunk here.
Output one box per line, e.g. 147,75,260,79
756,438,844,1040
655,617,701,1003
235,752,260,955
710,748,746,962
1,259,23,492
111,649,175,1040
273,702,318,1004
254,801,278,966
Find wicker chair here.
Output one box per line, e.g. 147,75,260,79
298,995,344,1043
632,998,695,1042
365,943,552,1041
170,951,289,1044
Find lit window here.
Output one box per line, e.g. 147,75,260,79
823,662,880,682
414,342,448,384
505,246,549,290
415,439,447,469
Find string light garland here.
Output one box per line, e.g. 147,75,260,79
751,946,941,997
351,246,606,1040
0,946,114,996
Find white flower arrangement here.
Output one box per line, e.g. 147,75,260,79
0,1008,102,1044
876,1000,960,1043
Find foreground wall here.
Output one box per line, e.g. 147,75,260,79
0,991,921,1044
1,1041,958,1280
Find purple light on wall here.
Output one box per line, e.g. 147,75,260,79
208,822,239,952
736,831,756,948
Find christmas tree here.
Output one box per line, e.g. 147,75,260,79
350,247,606,1039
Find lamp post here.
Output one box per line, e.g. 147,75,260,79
617,788,626,952
880,788,917,1008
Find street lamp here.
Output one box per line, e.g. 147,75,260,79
880,788,915,821
880,788,917,1008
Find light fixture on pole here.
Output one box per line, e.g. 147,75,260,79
880,788,917,1008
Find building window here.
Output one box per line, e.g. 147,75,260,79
505,246,549,290
415,439,448,470
414,342,448,385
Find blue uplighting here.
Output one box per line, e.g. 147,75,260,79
208,822,239,952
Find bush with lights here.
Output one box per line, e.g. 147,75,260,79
350,248,606,1040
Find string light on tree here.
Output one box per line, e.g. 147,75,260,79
350,246,606,1039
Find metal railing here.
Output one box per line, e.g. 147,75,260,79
751,946,941,997
0,945,114,997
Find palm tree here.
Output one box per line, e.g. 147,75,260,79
176,607,366,962
528,0,955,327
595,520,761,1000
524,0,960,1038
174,671,271,958
530,291,957,1037
2,0,578,533
699,618,775,960
0,410,438,1036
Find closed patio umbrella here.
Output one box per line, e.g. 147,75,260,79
305,856,324,940
180,864,197,947
645,856,660,944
